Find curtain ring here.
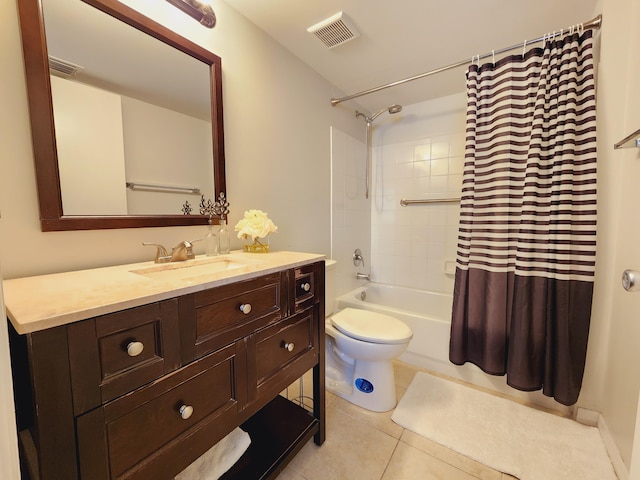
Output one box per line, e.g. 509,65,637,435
578,23,584,35
522,40,527,58
492,50,495,66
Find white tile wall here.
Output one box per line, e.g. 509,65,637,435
370,94,467,294
330,93,466,298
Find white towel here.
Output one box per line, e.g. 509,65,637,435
175,427,251,480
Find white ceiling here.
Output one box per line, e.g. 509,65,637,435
222,0,600,113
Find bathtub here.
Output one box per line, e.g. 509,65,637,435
335,282,573,414
335,283,453,372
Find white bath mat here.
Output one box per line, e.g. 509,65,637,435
391,372,617,480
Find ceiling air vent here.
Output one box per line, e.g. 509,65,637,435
48,56,84,78
307,12,360,49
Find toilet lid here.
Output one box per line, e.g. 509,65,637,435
331,308,413,344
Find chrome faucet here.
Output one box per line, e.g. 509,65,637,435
353,248,365,267
143,240,201,263
356,272,370,280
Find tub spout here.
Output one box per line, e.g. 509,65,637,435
356,272,370,280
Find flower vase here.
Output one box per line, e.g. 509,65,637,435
243,237,270,253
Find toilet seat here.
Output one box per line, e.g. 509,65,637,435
331,308,413,345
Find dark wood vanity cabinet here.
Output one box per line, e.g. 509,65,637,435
10,261,325,480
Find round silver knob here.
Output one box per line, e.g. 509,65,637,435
179,404,194,420
283,342,295,352
239,303,252,314
301,282,311,292
622,270,639,291
126,341,144,357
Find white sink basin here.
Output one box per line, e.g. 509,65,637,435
130,256,260,282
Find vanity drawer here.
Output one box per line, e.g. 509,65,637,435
77,343,242,480
182,272,286,360
248,307,319,405
68,300,181,415
293,263,321,313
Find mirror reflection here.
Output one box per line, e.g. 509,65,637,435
44,0,214,216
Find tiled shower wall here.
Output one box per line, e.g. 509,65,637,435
330,93,467,299
370,93,467,294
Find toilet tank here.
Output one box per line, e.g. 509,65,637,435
325,259,337,317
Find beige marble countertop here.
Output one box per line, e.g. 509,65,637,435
4,250,325,335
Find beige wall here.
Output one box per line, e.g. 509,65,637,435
51,76,129,216
592,0,640,469
121,96,214,216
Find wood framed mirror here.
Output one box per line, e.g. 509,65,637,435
17,0,225,231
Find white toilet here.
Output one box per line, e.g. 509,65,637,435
324,260,413,412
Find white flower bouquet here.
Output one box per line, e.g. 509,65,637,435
234,209,277,252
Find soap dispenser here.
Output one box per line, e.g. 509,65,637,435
205,216,218,256
218,215,230,254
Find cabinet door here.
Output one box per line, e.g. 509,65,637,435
246,306,320,409
77,342,244,480
68,300,181,415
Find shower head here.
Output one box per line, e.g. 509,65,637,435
359,104,403,123
355,103,404,200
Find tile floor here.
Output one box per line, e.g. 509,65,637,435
278,361,519,480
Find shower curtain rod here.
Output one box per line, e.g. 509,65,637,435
330,14,602,106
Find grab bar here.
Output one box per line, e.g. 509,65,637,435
400,198,460,206
126,182,201,195
614,127,640,149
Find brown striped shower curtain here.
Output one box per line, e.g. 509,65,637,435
449,30,597,406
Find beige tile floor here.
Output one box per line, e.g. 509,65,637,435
278,361,519,480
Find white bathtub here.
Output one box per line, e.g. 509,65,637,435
335,283,453,372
